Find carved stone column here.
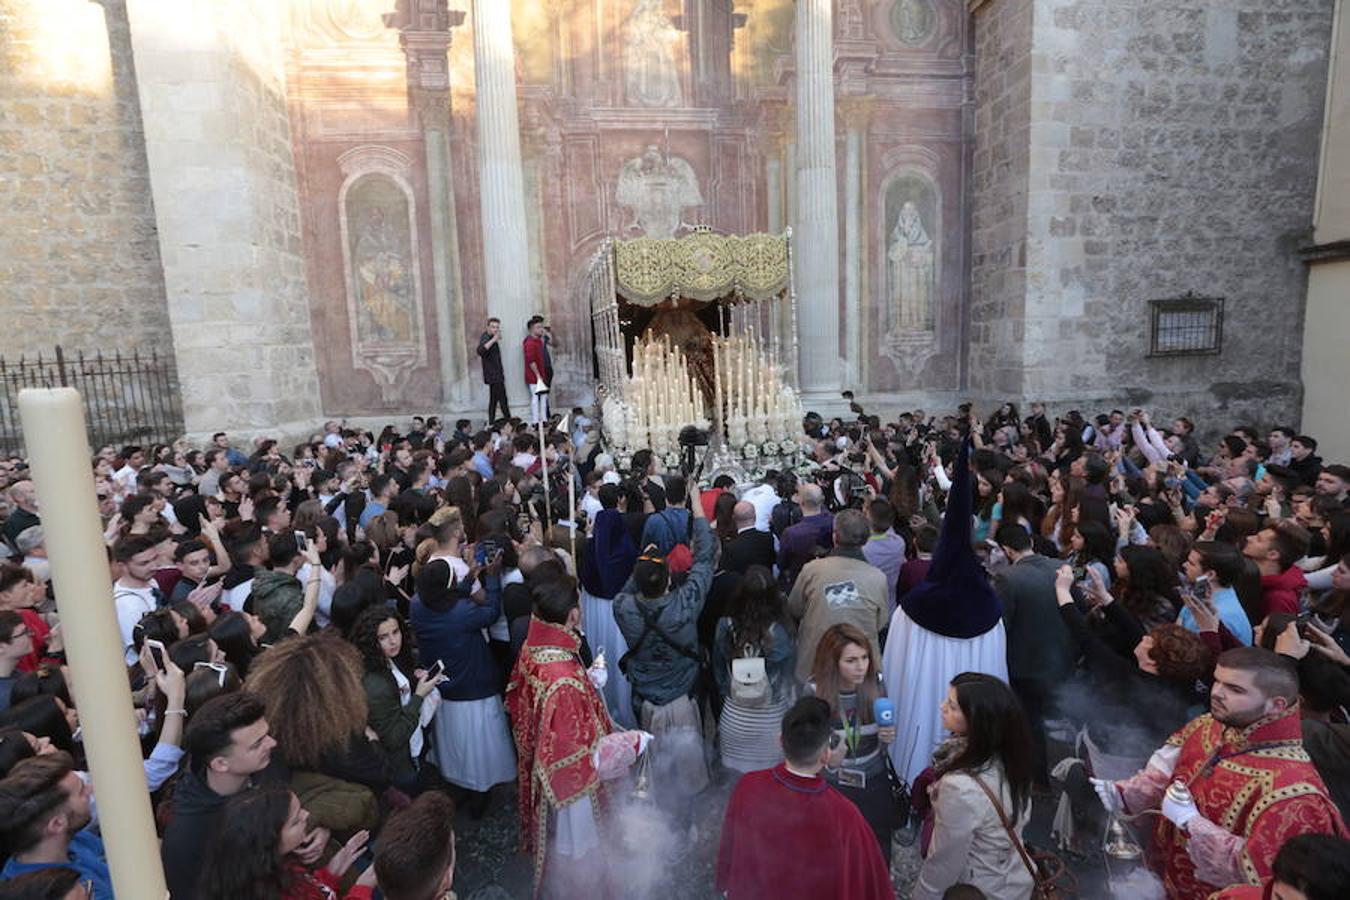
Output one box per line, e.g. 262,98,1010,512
793,0,841,396
398,0,469,406
840,97,872,390
471,0,533,409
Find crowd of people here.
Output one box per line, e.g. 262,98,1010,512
0,393,1345,899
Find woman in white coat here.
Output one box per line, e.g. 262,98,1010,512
913,672,1037,900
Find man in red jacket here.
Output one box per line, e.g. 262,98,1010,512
716,696,893,900
522,315,553,424
1243,520,1311,616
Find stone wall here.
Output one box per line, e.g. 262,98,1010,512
0,0,174,360
971,0,1334,434
125,0,322,440
969,0,1034,397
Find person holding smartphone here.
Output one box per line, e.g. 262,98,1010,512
1178,542,1253,646
409,509,515,818
350,607,445,792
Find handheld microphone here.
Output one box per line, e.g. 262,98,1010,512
873,697,895,728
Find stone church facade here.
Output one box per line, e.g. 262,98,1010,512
0,0,1336,440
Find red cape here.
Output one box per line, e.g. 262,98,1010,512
716,763,892,900
505,616,614,891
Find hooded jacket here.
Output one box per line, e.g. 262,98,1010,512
614,518,715,706
1260,565,1307,617
251,569,304,642
159,764,285,899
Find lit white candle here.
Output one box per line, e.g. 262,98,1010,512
18,388,169,898
713,339,723,434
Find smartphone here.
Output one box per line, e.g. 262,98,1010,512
294,531,309,552
1191,576,1212,602
145,638,168,672
427,659,446,679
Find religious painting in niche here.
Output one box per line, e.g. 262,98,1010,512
346,175,416,345
884,173,938,338
617,146,704,238
891,0,936,47
625,0,684,107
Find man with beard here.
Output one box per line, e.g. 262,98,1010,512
0,754,110,896
1093,647,1347,899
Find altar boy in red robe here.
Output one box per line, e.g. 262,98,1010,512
716,696,893,900
1093,647,1347,900
506,577,646,898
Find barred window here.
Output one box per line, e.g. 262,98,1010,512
1148,294,1224,357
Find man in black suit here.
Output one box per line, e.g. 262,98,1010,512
720,501,776,575
993,523,1077,786
476,317,510,423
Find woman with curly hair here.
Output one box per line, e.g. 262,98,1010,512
348,606,444,790
198,784,374,900
1054,564,1209,767
244,632,392,792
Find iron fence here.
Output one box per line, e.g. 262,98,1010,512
0,347,184,458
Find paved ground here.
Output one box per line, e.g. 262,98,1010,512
447,771,1120,899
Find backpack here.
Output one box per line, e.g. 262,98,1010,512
730,643,769,707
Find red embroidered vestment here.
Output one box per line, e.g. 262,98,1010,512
1149,709,1346,899
504,616,615,889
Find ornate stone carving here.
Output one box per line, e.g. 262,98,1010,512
616,146,703,239
892,0,937,47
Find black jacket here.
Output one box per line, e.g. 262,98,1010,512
720,529,776,575
1290,453,1323,487
476,331,505,384
995,554,1077,684
1057,602,1200,757
160,763,286,899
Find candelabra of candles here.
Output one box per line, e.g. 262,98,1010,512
602,334,710,469
600,331,804,481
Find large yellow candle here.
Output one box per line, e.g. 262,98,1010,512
18,388,169,899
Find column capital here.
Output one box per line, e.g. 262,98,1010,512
397,1,465,131
838,95,875,131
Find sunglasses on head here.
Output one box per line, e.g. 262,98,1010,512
194,660,229,687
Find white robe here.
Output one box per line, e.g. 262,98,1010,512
882,606,1009,785
580,588,637,730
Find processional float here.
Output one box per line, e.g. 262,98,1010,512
585,226,805,483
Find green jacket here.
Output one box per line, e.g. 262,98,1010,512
362,667,424,781
251,569,303,643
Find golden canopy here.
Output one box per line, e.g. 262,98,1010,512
613,227,791,306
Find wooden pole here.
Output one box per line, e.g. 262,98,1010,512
18,388,168,899
567,437,578,562
537,417,552,527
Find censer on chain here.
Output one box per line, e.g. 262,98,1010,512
632,744,653,802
